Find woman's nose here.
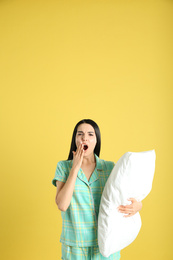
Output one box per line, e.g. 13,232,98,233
82,134,87,141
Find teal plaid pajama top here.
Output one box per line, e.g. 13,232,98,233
52,153,115,247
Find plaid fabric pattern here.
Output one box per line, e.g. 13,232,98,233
61,244,121,260
52,154,116,248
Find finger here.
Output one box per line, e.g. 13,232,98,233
127,198,136,203
118,205,133,210
79,145,84,157
76,143,83,159
118,209,134,214
72,151,76,156
80,149,84,160
76,142,82,155
123,212,135,218
118,205,135,213
118,205,132,209
79,143,84,154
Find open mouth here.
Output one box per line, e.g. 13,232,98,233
83,145,88,150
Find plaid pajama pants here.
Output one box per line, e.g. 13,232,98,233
61,244,121,260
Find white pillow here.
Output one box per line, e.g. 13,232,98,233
98,150,156,257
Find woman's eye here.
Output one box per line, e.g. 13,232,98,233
77,133,93,136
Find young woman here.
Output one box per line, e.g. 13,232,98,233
52,119,142,260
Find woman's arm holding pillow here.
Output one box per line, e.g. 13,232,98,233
117,198,142,217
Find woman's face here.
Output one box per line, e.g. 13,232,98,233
75,123,97,156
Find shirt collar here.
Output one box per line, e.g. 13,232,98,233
89,153,102,184
69,153,103,185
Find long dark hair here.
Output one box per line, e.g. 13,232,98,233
67,119,101,160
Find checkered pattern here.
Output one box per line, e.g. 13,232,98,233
61,244,121,260
52,154,118,252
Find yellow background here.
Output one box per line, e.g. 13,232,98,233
0,0,172,259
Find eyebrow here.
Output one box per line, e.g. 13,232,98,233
77,131,94,133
